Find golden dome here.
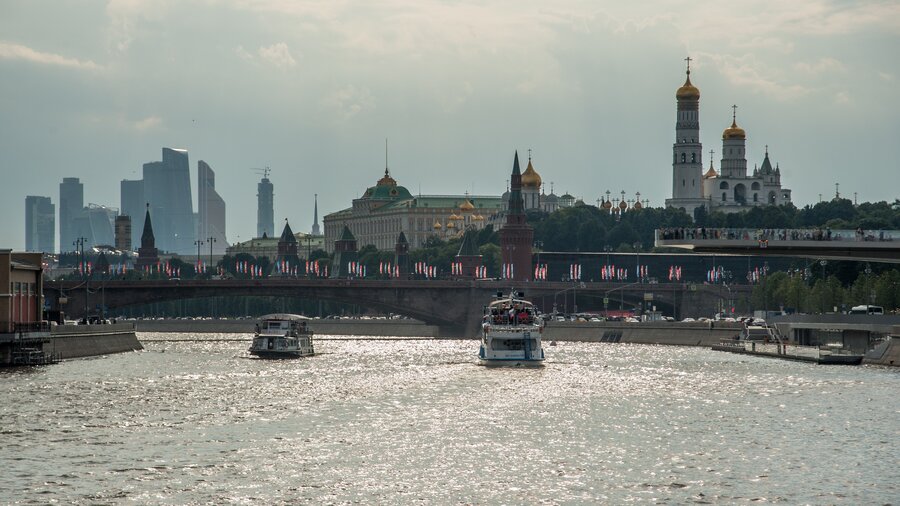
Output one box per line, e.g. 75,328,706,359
676,74,700,100
521,159,542,188
633,200,643,210
619,200,628,210
447,221,457,229
376,168,397,186
602,199,613,210
473,214,484,221
459,199,475,211
449,212,462,221
433,221,442,230
722,119,746,140
704,165,717,178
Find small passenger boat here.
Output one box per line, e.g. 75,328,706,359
479,291,544,366
249,314,315,358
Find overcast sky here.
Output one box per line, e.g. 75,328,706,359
2,0,899,250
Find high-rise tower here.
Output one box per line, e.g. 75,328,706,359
198,160,227,253
25,196,55,253
665,58,707,217
499,151,533,282
257,172,274,238
59,177,83,252
142,148,195,254
120,179,144,249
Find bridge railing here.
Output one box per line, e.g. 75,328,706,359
656,228,899,243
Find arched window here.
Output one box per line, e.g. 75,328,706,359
751,182,760,190
719,181,729,190
681,153,686,163
691,153,696,163
722,192,727,201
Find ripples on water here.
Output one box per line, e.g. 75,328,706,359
1,333,898,504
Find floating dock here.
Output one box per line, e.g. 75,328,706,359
713,340,863,365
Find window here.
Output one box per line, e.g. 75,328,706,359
753,193,758,202
691,153,696,163
719,181,729,190
681,153,686,163
722,192,727,201
682,179,685,187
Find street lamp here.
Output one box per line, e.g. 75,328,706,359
865,264,873,304
195,239,204,276
207,237,217,277
73,237,88,322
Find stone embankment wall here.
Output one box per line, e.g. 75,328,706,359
544,321,743,347
134,319,441,337
863,327,900,367
51,323,143,359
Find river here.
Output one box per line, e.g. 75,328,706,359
2,334,898,504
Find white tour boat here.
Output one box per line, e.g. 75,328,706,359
249,314,315,358
479,291,545,366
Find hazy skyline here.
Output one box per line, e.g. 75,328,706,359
2,0,899,251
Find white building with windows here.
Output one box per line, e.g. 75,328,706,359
665,59,791,217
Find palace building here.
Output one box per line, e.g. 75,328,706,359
323,166,501,253
665,58,791,217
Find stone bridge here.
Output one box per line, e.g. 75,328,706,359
45,279,743,336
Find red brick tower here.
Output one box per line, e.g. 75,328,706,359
499,151,533,282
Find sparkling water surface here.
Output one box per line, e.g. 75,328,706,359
2,333,898,504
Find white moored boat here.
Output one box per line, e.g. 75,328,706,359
479,291,545,366
249,314,315,358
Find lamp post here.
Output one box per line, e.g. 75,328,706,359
865,264,873,304
207,236,216,277
74,237,88,322
194,239,204,276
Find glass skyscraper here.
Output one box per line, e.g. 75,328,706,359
142,148,195,254
25,196,55,253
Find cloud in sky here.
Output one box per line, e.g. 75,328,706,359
0,0,898,250
257,42,297,68
0,42,100,70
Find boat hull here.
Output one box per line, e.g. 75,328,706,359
248,350,313,359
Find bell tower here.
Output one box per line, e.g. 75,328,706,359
665,57,707,217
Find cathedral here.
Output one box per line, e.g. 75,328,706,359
665,59,791,217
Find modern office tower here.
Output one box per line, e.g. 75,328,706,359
25,196,55,253
142,148,195,254
72,204,117,247
197,160,227,254
257,175,274,238
59,177,83,252
115,215,132,251
120,179,144,249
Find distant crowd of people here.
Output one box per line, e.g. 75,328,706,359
486,303,535,326
658,227,895,242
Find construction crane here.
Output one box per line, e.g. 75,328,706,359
251,167,271,180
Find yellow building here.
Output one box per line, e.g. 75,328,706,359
323,168,502,252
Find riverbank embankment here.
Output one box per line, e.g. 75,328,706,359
543,320,742,346
134,318,441,337
51,323,143,359
134,318,742,346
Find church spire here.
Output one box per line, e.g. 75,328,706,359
311,193,320,235
141,203,155,249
